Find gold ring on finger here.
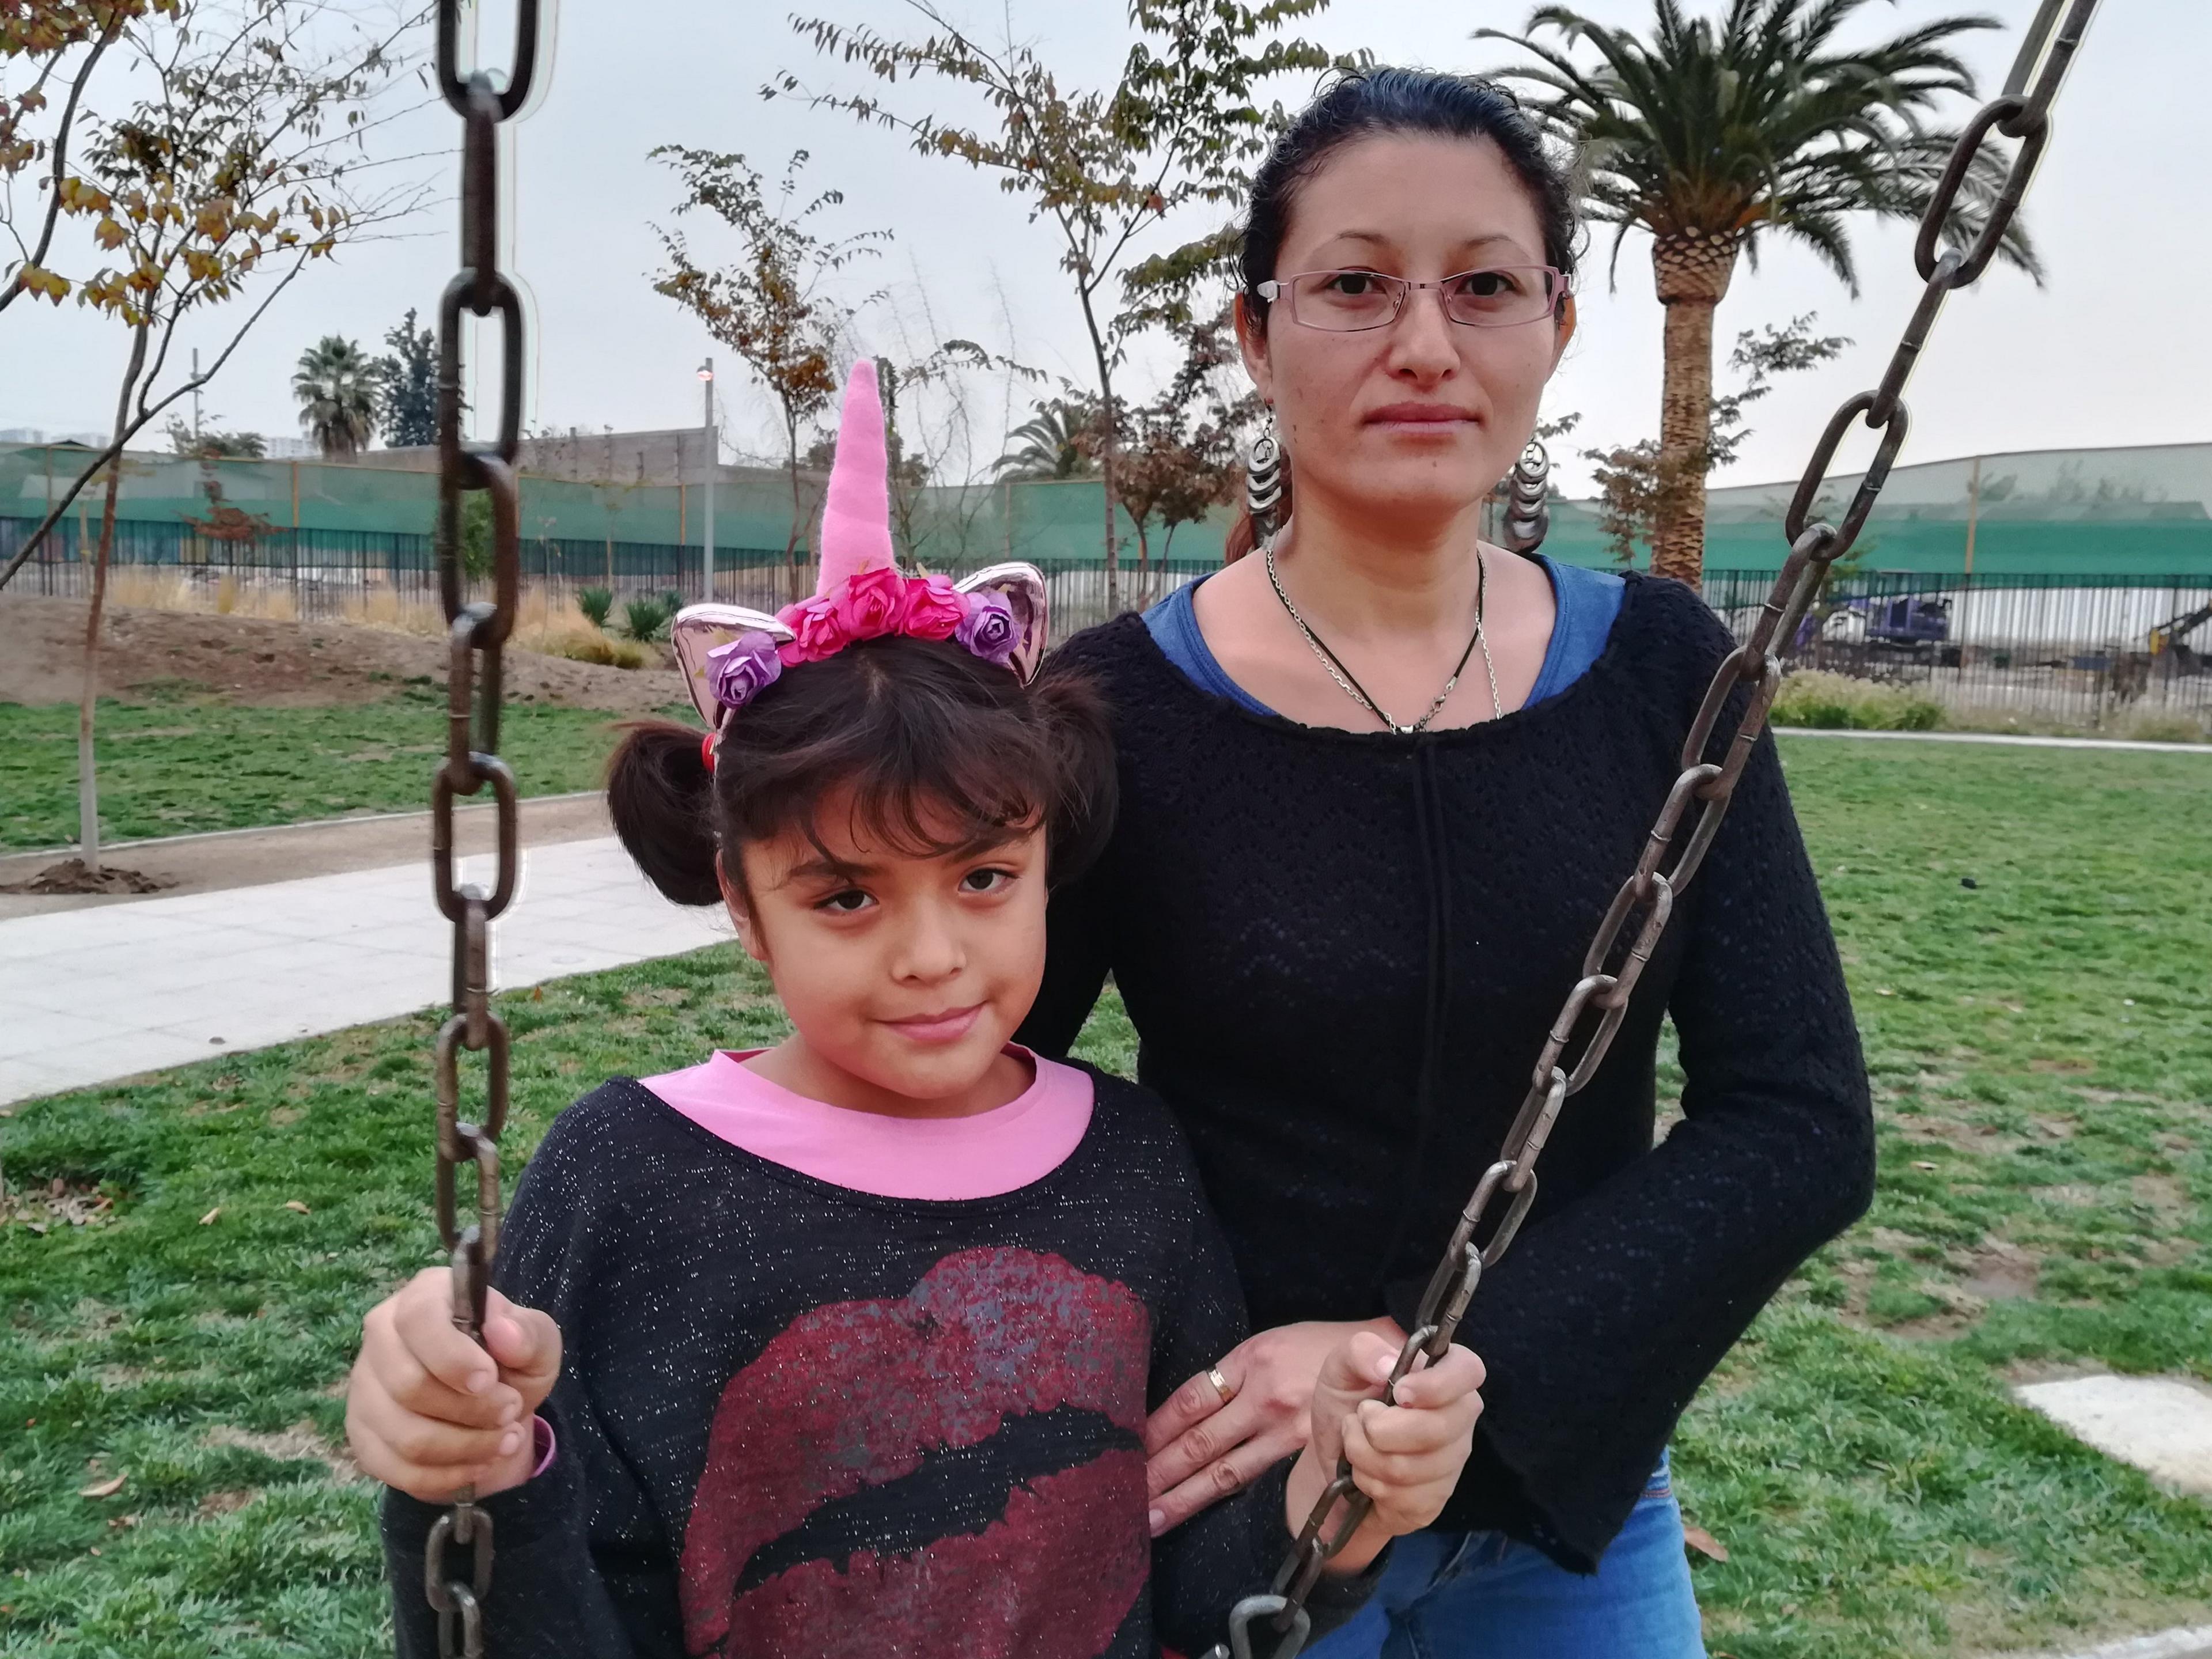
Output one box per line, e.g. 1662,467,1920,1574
1207,1365,1237,1406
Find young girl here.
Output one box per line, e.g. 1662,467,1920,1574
346,362,1484,1659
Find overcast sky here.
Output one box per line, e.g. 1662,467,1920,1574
5,0,2206,497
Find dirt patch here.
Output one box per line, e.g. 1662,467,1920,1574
1887,1110,2024,1158
0,857,175,895
1962,1242,2043,1302
203,1421,360,1483
2133,1173,2196,1225
198,1488,258,1516
0,594,684,714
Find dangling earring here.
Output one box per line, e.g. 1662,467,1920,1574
1498,439,1551,554
1246,412,1283,546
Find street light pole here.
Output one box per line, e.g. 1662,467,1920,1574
698,357,715,603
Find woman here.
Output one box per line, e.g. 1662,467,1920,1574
1018,68,1874,1658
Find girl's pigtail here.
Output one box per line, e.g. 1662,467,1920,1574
1031,659,1119,888
606,719,724,907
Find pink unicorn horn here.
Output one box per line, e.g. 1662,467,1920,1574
813,358,895,596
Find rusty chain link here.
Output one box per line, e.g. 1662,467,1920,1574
1206,5,2100,1654
423,2,540,1655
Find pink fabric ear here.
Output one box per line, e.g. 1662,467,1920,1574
814,359,895,597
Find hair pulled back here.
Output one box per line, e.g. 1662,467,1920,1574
1226,66,1584,560
607,635,1116,908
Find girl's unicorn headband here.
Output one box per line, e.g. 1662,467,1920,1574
671,360,1047,753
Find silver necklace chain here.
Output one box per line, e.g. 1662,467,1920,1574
1263,535,1501,735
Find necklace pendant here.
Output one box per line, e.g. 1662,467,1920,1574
1389,720,1415,737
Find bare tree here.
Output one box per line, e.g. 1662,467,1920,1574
650,145,886,601
1110,310,1251,604
2,0,177,315
772,0,1338,611
0,0,429,878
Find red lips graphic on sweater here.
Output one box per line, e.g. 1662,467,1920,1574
677,1247,1155,1658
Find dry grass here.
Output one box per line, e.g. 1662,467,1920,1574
1938,701,2210,744
92,576,653,671
104,569,298,622
332,587,653,668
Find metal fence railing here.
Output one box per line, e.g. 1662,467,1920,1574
0,514,1219,644
1705,568,2212,724
10,516,2206,721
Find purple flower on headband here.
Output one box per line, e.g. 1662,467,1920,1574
956,590,1018,666
705,631,784,711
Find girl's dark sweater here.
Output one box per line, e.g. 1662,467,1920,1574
1016,571,1876,1572
378,1069,1377,1658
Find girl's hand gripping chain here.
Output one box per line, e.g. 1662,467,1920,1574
347,1267,564,1502
1287,1329,1486,1573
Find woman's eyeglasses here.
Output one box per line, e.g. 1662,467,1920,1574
1256,267,1566,332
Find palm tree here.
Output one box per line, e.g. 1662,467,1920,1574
292,335,380,460
991,399,1101,481
1483,0,2037,586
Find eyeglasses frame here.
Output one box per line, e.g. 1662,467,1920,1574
1255,266,1568,332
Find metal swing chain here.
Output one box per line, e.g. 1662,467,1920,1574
422,2,542,1656
1206,5,2101,1655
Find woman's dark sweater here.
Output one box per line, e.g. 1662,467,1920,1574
1017,570,1875,1571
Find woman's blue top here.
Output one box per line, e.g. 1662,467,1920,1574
1143,553,1624,717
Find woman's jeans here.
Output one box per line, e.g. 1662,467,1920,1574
1301,1457,1706,1659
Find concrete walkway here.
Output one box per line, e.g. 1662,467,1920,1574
0,836,728,1104
1774,726,2211,755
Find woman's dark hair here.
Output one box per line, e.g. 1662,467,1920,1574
607,635,1116,908
1226,67,1583,560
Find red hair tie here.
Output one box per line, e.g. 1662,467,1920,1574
700,730,717,773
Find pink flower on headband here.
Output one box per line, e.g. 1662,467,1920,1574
777,594,843,665
902,573,967,641
705,631,784,709
839,565,910,638
957,590,1018,666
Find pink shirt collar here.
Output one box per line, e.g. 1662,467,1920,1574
639,1046,1094,1202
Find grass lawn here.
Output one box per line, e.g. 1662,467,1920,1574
1,737,2207,1657
0,685,658,851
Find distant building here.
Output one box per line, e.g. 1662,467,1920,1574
355,427,813,491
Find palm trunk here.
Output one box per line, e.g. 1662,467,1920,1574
1652,297,1715,586
1649,233,1740,590
80,325,149,868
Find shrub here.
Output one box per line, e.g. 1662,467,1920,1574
577,586,613,629
1771,669,1945,732
622,594,673,642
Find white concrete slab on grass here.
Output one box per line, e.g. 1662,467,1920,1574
2015,1374,2212,1494
0,836,730,1104
2021,1626,2212,1659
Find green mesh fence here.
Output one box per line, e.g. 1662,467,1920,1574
6,438,2209,585
1540,441,2212,576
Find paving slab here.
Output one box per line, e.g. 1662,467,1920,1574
2016,1374,2212,1494
2003,1625,2212,1659
0,836,729,1104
